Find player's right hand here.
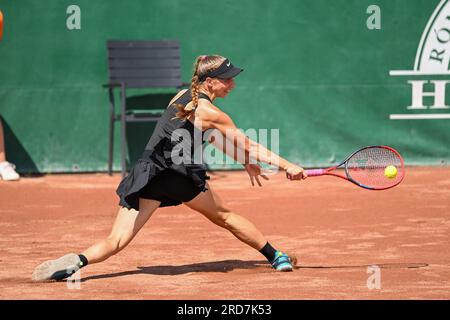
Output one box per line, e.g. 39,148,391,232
286,165,307,180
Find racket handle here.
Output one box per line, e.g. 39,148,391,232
305,169,326,176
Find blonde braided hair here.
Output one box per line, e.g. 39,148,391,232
175,55,226,120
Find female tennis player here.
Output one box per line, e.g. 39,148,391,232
32,55,306,281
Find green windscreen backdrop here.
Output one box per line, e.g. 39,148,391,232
0,0,449,173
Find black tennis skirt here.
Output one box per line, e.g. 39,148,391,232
139,169,204,204
117,162,209,211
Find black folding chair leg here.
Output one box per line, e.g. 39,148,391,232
108,88,115,176
108,119,113,175
120,120,127,178
120,84,127,178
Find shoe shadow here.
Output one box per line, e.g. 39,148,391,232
79,259,267,282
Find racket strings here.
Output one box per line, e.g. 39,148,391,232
345,147,404,189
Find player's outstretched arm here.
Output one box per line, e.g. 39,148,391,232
196,102,306,180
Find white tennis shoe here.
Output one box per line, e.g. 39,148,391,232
0,161,20,181
32,253,82,282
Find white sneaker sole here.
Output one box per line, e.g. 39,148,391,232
31,253,80,282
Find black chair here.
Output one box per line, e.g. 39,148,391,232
103,40,188,177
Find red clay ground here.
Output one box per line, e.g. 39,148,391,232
0,167,449,299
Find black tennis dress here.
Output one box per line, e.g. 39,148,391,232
116,90,211,211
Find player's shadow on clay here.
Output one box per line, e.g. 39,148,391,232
295,263,428,270
78,261,429,282
79,259,267,282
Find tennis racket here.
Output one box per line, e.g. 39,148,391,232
296,146,405,190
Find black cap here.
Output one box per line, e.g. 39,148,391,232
199,59,243,81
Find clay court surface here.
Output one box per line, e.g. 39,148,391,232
0,167,449,300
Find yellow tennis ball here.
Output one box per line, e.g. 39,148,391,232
384,165,397,179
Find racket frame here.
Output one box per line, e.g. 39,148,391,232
304,145,405,190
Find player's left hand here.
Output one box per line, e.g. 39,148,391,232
244,163,269,187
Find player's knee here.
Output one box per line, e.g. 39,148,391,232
106,236,124,254
218,204,231,214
